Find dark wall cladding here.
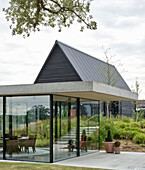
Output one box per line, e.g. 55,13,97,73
121,101,135,117
35,44,82,83
100,101,135,117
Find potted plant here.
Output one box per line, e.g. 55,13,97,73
103,129,115,153
114,141,121,154
87,136,92,150
82,129,86,136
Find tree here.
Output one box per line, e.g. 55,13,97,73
101,46,124,118
3,0,97,38
132,78,142,122
28,105,50,122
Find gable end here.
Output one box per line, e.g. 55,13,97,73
34,43,82,83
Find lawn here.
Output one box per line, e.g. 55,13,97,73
0,162,109,170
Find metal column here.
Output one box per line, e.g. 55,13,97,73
50,95,53,163
76,98,80,157
3,96,6,160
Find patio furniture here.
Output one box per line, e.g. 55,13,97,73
80,135,87,152
68,139,75,152
5,134,9,138
20,134,28,137
19,138,27,152
6,136,19,154
19,134,28,152
21,135,37,154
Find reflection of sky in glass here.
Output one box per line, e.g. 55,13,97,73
6,96,50,116
0,97,2,115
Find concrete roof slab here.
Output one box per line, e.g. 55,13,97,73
0,81,138,101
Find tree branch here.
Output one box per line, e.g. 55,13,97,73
34,0,41,28
40,0,62,14
40,0,92,29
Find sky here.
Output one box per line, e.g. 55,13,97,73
0,0,145,99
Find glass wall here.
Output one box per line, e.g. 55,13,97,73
0,94,100,162
0,97,3,159
53,95,77,161
5,95,50,162
80,100,100,156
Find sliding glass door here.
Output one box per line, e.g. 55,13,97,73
53,95,78,161
80,100,100,156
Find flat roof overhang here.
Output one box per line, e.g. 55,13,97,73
0,81,138,101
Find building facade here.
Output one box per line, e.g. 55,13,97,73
0,41,137,163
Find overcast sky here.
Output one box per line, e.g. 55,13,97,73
0,0,145,99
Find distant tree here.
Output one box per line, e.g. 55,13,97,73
101,46,125,118
134,78,142,94
132,78,142,122
28,105,50,122
3,0,97,37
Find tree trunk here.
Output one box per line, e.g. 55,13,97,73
136,111,138,122
107,102,110,118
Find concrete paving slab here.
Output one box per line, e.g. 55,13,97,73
54,151,145,170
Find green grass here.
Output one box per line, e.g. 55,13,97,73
0,162,109,170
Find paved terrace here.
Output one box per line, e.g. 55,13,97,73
54,151,145,170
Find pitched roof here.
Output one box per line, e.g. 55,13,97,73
35,40,131,91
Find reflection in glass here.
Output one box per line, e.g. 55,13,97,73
5,96,50,162
0,98,3,159
80,100,100,156
53,96,77,161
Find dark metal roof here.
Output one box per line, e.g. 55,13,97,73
35,40,131,91
56,40,131,91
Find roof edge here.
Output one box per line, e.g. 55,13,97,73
56,40,115,67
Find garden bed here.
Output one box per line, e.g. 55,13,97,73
115,139,145,152
99,115,145,152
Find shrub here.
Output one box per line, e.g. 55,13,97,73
130,131,139,140
133,133,145,144
122,116,131,123
99,115,115,148
105,129,113,142
36,138,50,147
129,122,139,128
133,111,145,122
131,128,143,133
87,136,92,141
139,120,145,129
116,122,129,129
115,141,121,147
120,130,131,139
114,129,123,139
124,127,131,131
99,126,107,148
87,134,96,143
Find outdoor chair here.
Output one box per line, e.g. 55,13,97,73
68,139,75,152
80,135,87,152
20,134,28,137
6,136,19,154
19,134,28,152
19,138,27,152
22,135,37,154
